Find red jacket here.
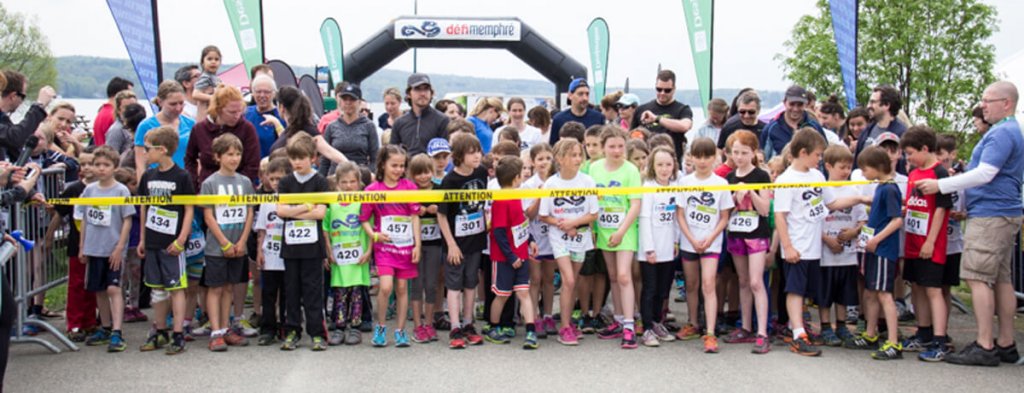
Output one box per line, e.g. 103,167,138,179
184,117,261,191
93,103,115,146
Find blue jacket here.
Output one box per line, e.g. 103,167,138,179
760,112,825,160
468,116,495,154
244,105,285,158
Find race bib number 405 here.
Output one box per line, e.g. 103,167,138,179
87,206,112,227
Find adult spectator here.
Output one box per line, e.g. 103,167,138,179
467,97,505,154
630,70,693,160
244,75,284,157
728,87,755,117
0,70,55,162
378,87,404,131
844,106,870,152
760,85,825,160
174,65,201,120
691,98,728,147
616,93,640,130
853,85,907,168
93,76,134,145
320,82,378,173
185,85,261,188
133,80,196,180
550,78,604,146
818,95,848,144
46,102,85,158
107,103,146,157
972,105,990,134
436,98,465,122
599,91,624,123
266,86,348,165
528,105,552,145
494,97,543,150
916,81,1024,366
391,73,450,156
102,90,139,154
717,90,765,150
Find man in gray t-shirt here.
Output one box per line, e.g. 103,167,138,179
200,172,256,257
76,183,136,258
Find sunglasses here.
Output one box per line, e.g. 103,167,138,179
15,92,26,100
656,88,673,93
616,104,636,110
143,145,162,152
738,109,757,116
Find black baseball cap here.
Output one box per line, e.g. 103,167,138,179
785,85,809,103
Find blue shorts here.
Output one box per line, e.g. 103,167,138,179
85,256,121,292
782,259,823,304
492,260,531,296
863,253,896,293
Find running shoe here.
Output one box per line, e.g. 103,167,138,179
449,327,467,349
328,330,344,346
140,332,169,352
66,328,87,343
236,319,259,337
844,332,879,350
995,342,1020,364
946,341,1000,367
872,341,903,360
280,331,299,351
621,328,638,349
372,325,387,347
703,335,719,353
107,332,127,352
557,326,579,346
85,329,111,346
751,335,771,354
821,328,843,347
345,327,362,345
192,320,212,336
542,316,558,336
535,321,548,340
395,329,410,348
425,324,438,341
224,331,250,346
165,339,186,355
499,326,516,340
485,326,510,344
523,331,539,350
124,308,148,323
597,321,623,340
789,333,822,356
21,324,40,336
642,329,660,347
723,328,756,344
258,333,276,346
580,315,596,334
411,325,431,344
573,325,585,340
836,326,854,342
463,324,484,346
919,342,954,362
311,336,328,351
652,323,676,343
902,334,932,352
808,331,825,347
433,313,451,331
676,323,701,341
183,324,195,342
208,336,228,352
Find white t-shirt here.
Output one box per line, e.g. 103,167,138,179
539,172,599,253
254,203,285,271
183,101,198,121
677,173,734,254
824,128,844,146
494,124,543,150
775,167,830,260
821,185,867,267
522,174,553,256
638,178,681,262
946,189,965,255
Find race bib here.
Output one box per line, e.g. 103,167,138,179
455,212,485,237
905,211,929,237
216,204,246,226
86,206,112,227
561,227,592,252
598,206,625,229
146,207,179,236
858,226,875,250
654,204,676,227
262,233,282,257
728,211,759,233
513,220,530,248
826,229,855,253
382,215,414,247
332,241,363,265
687,205,717,230
284,220,318,245
185,235,205,258
420,217,441,241
807,197,827,221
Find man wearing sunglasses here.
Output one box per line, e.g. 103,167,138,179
631,70,693,161
0,70,56,162
760,85,825,160
717,90,765,150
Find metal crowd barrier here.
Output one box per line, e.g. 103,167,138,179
7,167,77,353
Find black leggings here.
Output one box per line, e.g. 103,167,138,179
640,262,676,327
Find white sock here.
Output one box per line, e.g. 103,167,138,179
793,327,806,340
614,315,625,324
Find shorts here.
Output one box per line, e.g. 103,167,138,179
85,256,121,292
680,251,721,262
782,259,823,304
579,250,606,276
201,256,246,288
535,254,554,261
444,250,481,291
551,241,589,264
238,257,251,284
378,265,419,280
144,248,187,291
492,260,531,296
186,256,204,281
943,253,962,287
726,237,770,256
410,244,443,302
819,265,859,307
960,216,1022,284
863,253,897,293
904,258,946,288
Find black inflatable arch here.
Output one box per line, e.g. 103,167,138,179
343,16,588,106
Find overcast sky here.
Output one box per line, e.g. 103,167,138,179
6,0,1024,90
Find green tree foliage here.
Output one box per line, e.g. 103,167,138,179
778,0,998,157
0,4,57,98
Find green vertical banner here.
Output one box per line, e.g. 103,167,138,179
586,18,609,104
682,0,714,109
223,0,265,75
320,18,344,87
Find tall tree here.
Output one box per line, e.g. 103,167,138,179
0,3,58,99
778,0,997,146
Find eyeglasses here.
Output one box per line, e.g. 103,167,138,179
656,88,673,93
143,145,161,152
738,109,757,116
981,98,1007,104
15,92,26,100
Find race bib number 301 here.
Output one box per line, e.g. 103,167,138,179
455,212,485,237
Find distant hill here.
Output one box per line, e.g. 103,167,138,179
56,56,785,107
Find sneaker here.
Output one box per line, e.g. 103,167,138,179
789,334,822,356
140,333,169,351
192,320,212,336
871,341,904,360
523,331,539,350
995,342,1020,364
808,331,825,346
165,339,186,355
183,324,195,342
224,331,250,346
844,332,879,350
66,328,87,343
946,341,1000,367
919,342,954,362
124,308,148,323
247,312,260,327
372,325,388,347
358,320,373,333
311,336,328,351
21,324,39,336
597,321,623,340
258,333,277,346
208,336,228,352
821,329,842,347
573,325,585,340
107,332,127,352
433,313,451,331
723,328,756,344
642,329,660,347
499,326,516,339
901,334,932,352
425,325,438,342
702,335,719,353
652,323,675,343
535,321,548,340
542,316,558,336
328,330,344,346
896,302,915,323
85,329,111,346
580,315,596,334
621,328,638,349
676,323,700,341
557,326,579,346
485,326,510,344
448,328,467,349
395,329,411,348
345,327,362,345
836,326,854,342
752,335,771,354
463,324,483,346
236,319,259,337
411,325,431,344
280,331,299,351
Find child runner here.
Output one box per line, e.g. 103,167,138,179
255,157,291,346
523,143,558,338
53,148,96,342
361,145,421,348
325,162,373,346
113,167,147,324
408,154,443,344
818,145,865,348
637,147,681,347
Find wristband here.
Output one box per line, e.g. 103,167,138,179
373,233,379,243
275,124,284,134
172,240,185,251
221,242,233,251
305,203,313,212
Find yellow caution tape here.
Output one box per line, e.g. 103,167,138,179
46,180,879,206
